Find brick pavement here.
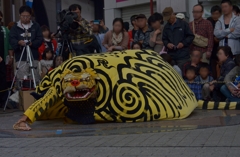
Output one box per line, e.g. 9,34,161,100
1,125,240,157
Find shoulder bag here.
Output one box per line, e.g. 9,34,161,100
192,22,208,48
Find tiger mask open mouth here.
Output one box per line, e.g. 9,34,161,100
61,68,100,101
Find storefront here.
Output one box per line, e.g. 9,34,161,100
104,0,240,30
104,0,187,30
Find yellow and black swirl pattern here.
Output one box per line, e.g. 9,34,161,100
24,50,199,123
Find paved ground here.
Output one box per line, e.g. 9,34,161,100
1,109,240,156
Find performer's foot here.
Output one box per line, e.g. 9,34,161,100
13,116,32,131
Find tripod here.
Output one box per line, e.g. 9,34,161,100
54,28,75,59
3,43,37,111
60,36,75,59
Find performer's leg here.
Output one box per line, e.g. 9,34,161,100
24,86,61,123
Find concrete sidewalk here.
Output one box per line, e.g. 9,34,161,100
1,125,240,157
0,109,240,156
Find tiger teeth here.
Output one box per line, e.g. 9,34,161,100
66,92,91,99
76,89,89,91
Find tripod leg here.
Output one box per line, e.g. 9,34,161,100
60,40,65,57
4,47,26,111
26,46,37,88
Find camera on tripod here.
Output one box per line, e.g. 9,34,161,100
57,9,79,35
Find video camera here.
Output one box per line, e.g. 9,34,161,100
57,9,79,35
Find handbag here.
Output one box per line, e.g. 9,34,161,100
192,22,208,48
159,46,167,55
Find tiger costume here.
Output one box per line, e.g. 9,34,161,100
21,50,240,125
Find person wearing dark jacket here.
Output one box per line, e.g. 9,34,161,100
207,5,222,79
9,6,43,82
162,7,194,70
213,46,235,101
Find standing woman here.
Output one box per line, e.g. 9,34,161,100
149,12,164,53
103,18,129,52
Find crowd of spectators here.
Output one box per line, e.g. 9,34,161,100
0,0,240,109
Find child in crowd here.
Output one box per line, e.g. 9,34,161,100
183,50,203,79
195,63,214,100
38,25,57,60
39,48,54,78
185,66,202,100
161,54,182,76
49,55,64,71
131,42,142,50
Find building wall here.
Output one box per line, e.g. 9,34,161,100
42,0,57,32
104,0,156,30
104,0,189,29
61,0,95,22
2,0,24,26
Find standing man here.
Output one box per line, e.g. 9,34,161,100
9,6,42,84
214,0,240,55
69,4,92,56
162,7,194,70
0,11,13,108
189,4,214,64
134,14,153,50
207,5,222,79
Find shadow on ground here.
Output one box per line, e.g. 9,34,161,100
0,109,240,138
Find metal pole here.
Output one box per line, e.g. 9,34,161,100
150,0,153,15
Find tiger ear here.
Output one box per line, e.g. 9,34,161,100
85,68,100,80
61,69,73,78
95,75,100,80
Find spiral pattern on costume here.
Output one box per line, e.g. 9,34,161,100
29,50,199,123
95,69,112,109
110,80,148,122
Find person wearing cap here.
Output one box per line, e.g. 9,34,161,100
134,14,153,50
162,7,194,70
189,4,214,64
176,13,185,20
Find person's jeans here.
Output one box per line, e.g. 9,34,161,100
220,85,240,102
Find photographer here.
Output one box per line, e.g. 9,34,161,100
68,4,93,55
9,6,43,82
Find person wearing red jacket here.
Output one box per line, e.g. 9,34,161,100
38,25,57,60
128,15,138,49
